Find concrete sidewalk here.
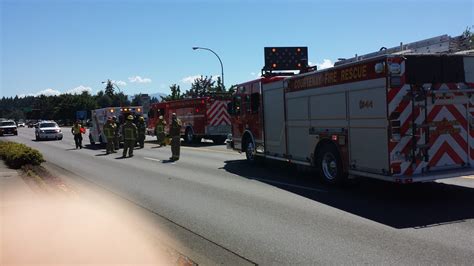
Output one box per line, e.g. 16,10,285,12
0,161,195,265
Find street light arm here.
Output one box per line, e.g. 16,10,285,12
192,47,224,89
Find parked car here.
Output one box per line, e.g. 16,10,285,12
35,121,63,140
0,120,18,136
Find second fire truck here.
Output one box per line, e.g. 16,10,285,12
147,95,232,144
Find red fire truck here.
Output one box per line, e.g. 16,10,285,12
147,95,231,144
228,34,474,184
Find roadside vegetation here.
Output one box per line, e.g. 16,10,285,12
0,141,45,169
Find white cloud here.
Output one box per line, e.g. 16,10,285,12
18,86,93,98
37,88,61,96
181,75,202,84
113,80,127,86
315,59,334,70
181,74,221,84
250,71,262,77
66,85,93,95
128,76,152,83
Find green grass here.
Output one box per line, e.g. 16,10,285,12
0,141,45,169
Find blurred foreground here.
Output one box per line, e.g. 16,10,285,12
0,164,194,265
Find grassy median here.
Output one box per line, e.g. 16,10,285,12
0,141,44,169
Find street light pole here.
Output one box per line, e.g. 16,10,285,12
192,47,224,90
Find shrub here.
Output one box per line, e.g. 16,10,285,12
0,141,45,169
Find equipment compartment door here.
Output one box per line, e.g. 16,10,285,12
424,86,469,172
263,80,286,157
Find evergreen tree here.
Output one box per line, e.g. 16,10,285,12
104,80,115,97
161,84,183,101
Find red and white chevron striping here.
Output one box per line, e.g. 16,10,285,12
207,100,231,126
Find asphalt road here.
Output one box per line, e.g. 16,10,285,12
6,127,474,265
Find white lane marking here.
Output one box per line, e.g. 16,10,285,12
251,178,327,193
144,157,161,162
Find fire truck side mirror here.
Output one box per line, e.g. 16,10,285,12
227,102,235,116
250,93,260,113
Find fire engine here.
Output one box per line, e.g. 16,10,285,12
89,106,143,145
227,34,474,184
147,95,231,144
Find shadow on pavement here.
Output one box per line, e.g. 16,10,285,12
223,159,474,229
83,144,103,150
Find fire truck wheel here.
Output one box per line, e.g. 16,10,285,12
316,144,346,185
185,127,194,144
245,140,263,164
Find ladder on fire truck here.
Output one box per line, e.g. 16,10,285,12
334,33,473,66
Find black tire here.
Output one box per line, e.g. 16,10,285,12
185,127,194,144
244,139,262,164
315,144,347,185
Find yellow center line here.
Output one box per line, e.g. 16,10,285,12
461,175,474,179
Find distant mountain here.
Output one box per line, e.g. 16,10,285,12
149,92,168,101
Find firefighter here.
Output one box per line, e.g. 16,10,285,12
103,117,116,154
71,120,83,149
112,116,120,150
155,115,167,147
122,115,138,158
169,113,182,161
137,116,146,148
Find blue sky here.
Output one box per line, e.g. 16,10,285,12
1,0,473,97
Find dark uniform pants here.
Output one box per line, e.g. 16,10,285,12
74,134,82,148
123,139,135,157
106,140,115,153
114,136,119,150
157,132,166,146
171,136,180,159
138,134,145,148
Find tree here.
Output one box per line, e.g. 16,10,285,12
184,76,214,98
104,80,115,97
161,84,183,101
150,97,159,104
131,93,142,106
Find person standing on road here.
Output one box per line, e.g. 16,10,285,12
155,115,167,147
122,115,138,158
112,116,120,150
71,120,83,149
169,113,182,161
137,116,146,149
103,117,116,154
